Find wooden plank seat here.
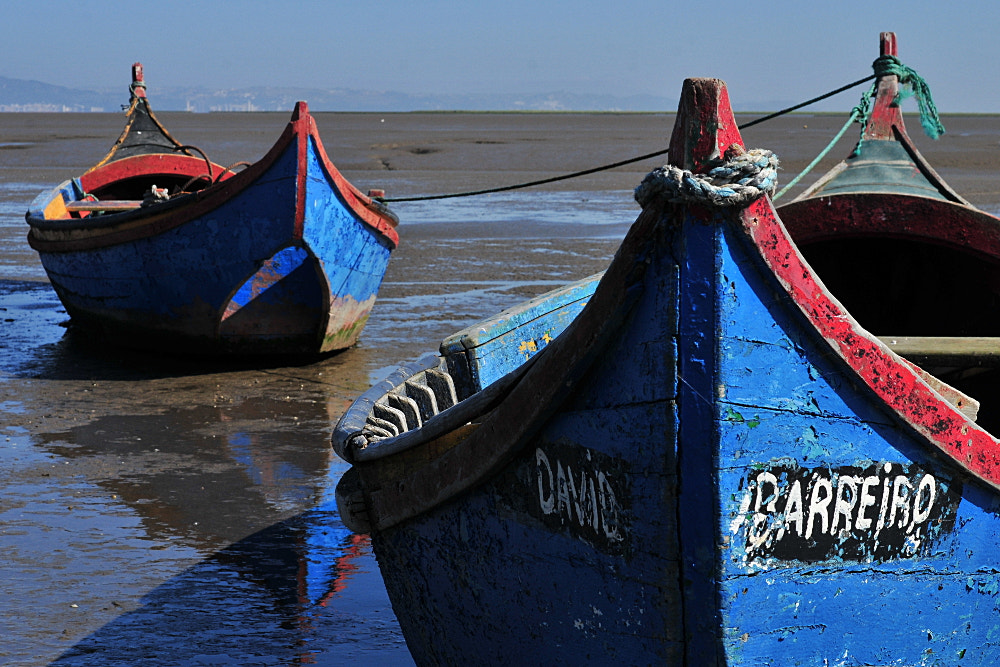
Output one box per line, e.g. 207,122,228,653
879,336,1000,366
64,200,143,212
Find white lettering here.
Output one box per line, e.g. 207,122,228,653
565,462,582,523
739,462,949,564
875,463,893,537
805,475,832,540
855,475,880,530
556,461,571,519
599,471,622,541
831,475,859,535
534,448,625,543
889,476,913,529
747,472,780,550
784,480,805,537
754,472,780,514
536,449,554,513
588,476,599,529
912,475,936,528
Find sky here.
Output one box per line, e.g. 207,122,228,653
1,0,998,112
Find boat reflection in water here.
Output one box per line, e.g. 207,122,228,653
28,388,410,665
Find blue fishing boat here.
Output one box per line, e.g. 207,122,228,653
333,75,1000,665
26,64,399,355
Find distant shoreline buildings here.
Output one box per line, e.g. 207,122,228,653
0,103,107,112
0,76,681,113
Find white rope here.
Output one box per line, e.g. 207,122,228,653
634,147,779,208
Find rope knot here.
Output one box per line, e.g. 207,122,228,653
869,54,945,139
634,147,779,209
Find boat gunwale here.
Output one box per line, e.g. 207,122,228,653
749,194,1000,494
26,103,399,253
779,190,1000,264
336,75,1000,537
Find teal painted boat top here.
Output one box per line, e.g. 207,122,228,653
808,138,951,201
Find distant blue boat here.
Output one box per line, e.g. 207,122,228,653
26,63,399,355
333,76,1000,665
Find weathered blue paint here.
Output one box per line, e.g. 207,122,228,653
439,273,602,397
26,68,398,356
332,76,1000,665
337,206,684,663
334,275,604,446
711,214,1000,665
226,246,313,313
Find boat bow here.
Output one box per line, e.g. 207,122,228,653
332,72,1000,666
778,33,1000,433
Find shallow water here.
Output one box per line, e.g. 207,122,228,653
0,110,637,666
3,108,1000,665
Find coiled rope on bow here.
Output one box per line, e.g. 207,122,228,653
634,146,779,209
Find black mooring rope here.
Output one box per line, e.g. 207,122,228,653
376,74,876,204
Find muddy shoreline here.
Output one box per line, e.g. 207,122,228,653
3,110,1000,664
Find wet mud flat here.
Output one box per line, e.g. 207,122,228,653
2,109,1000,665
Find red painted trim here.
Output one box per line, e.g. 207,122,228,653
28,103,400,253
780,194,1000,265
293,102,309,240
746,197,1000,490
79,153,225,193
291,101,400,248
677,77,1000,492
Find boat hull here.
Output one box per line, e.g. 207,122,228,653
335,77,1000,665
355,217,683,663
26,98,397,356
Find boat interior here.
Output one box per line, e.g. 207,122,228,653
802,237,1000,433
62,154,239,217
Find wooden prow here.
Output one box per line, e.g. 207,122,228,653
130,62,147,99
668,78,745,172
862,31,907,141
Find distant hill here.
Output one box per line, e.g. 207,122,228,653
0,74,803,113
0,75,683,112
0,76,120,112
